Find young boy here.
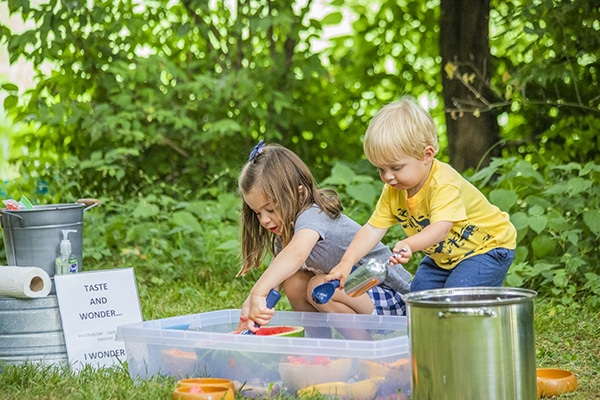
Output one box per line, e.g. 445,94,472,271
328,98,516,292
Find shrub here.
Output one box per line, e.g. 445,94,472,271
470,158,600,309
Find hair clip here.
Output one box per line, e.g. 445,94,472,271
248,139,265,162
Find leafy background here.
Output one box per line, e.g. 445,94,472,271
1,0,599,309
0,1,599,398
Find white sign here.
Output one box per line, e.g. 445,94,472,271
54,268,142,370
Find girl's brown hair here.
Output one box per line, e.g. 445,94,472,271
237,144,342,276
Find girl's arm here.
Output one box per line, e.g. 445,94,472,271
327,223,388,288
245,228,320,329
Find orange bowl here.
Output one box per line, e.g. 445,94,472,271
176,378,235,392
173,385,234,400
536,368,578,397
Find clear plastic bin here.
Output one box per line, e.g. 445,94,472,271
116,309,411,398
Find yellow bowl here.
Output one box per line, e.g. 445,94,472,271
536,368,578,397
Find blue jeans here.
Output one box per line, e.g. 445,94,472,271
409,247,515,292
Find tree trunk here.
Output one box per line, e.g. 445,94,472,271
439,0,500,172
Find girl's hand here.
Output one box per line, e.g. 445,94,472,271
326,261,354,289
246,293,276,331
236,297,251,331
389,244,412,265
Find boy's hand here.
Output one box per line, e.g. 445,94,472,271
390,245,411,265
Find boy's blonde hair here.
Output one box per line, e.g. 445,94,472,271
237,143,342,276
364,98,439,165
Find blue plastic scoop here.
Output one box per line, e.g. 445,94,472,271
239,288,281,335
311,279,341,304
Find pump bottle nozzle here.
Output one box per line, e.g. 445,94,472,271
60,229,77,256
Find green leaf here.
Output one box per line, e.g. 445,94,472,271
132,202,160,219
528,215,547,234
172,211,203,233
321,11,343,26
528,204,545,216
216,239,239,251
208,119,242,135
1,83,19,91
329,163,356,185
564,256,586,270
505,275,524,287
513,246,529,264
532,261,556,274
489,189,518,211
531,235,555,258
566,177,592,196
582,209,600,236
346,183,377,206
512,160,545,184
544,181,570,196
552,270,569,288
565,231,580,247
3,95,18,109
510,212,529,231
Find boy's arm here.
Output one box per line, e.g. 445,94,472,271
328,223,388,288
391,220,453,263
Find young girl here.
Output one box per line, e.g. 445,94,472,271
328,98,516,292
237,141,412,332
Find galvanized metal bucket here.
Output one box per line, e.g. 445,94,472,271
0,200,99,292
0,295,67,369
402,287,537,400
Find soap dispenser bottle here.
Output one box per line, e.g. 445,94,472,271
55,229,79,275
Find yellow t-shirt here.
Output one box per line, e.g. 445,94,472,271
368,159,516,270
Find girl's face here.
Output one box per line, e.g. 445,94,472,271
374,146,436,197
243,188,283,236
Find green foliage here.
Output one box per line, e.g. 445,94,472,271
1,0,599,310
321,160,383,223
490,0,600,165
470,158,600,308
0,0,356,200
81,189,244,300
324,0,448,158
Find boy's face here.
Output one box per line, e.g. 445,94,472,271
374,146,436,196
243,189,283,236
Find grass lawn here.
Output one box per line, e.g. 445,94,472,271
0,272,598,399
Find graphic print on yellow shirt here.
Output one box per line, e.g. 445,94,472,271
368,160,517,270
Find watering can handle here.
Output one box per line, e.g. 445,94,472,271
77,198,101,211
438,308,497,319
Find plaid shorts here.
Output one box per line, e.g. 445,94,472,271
367,285,407,316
